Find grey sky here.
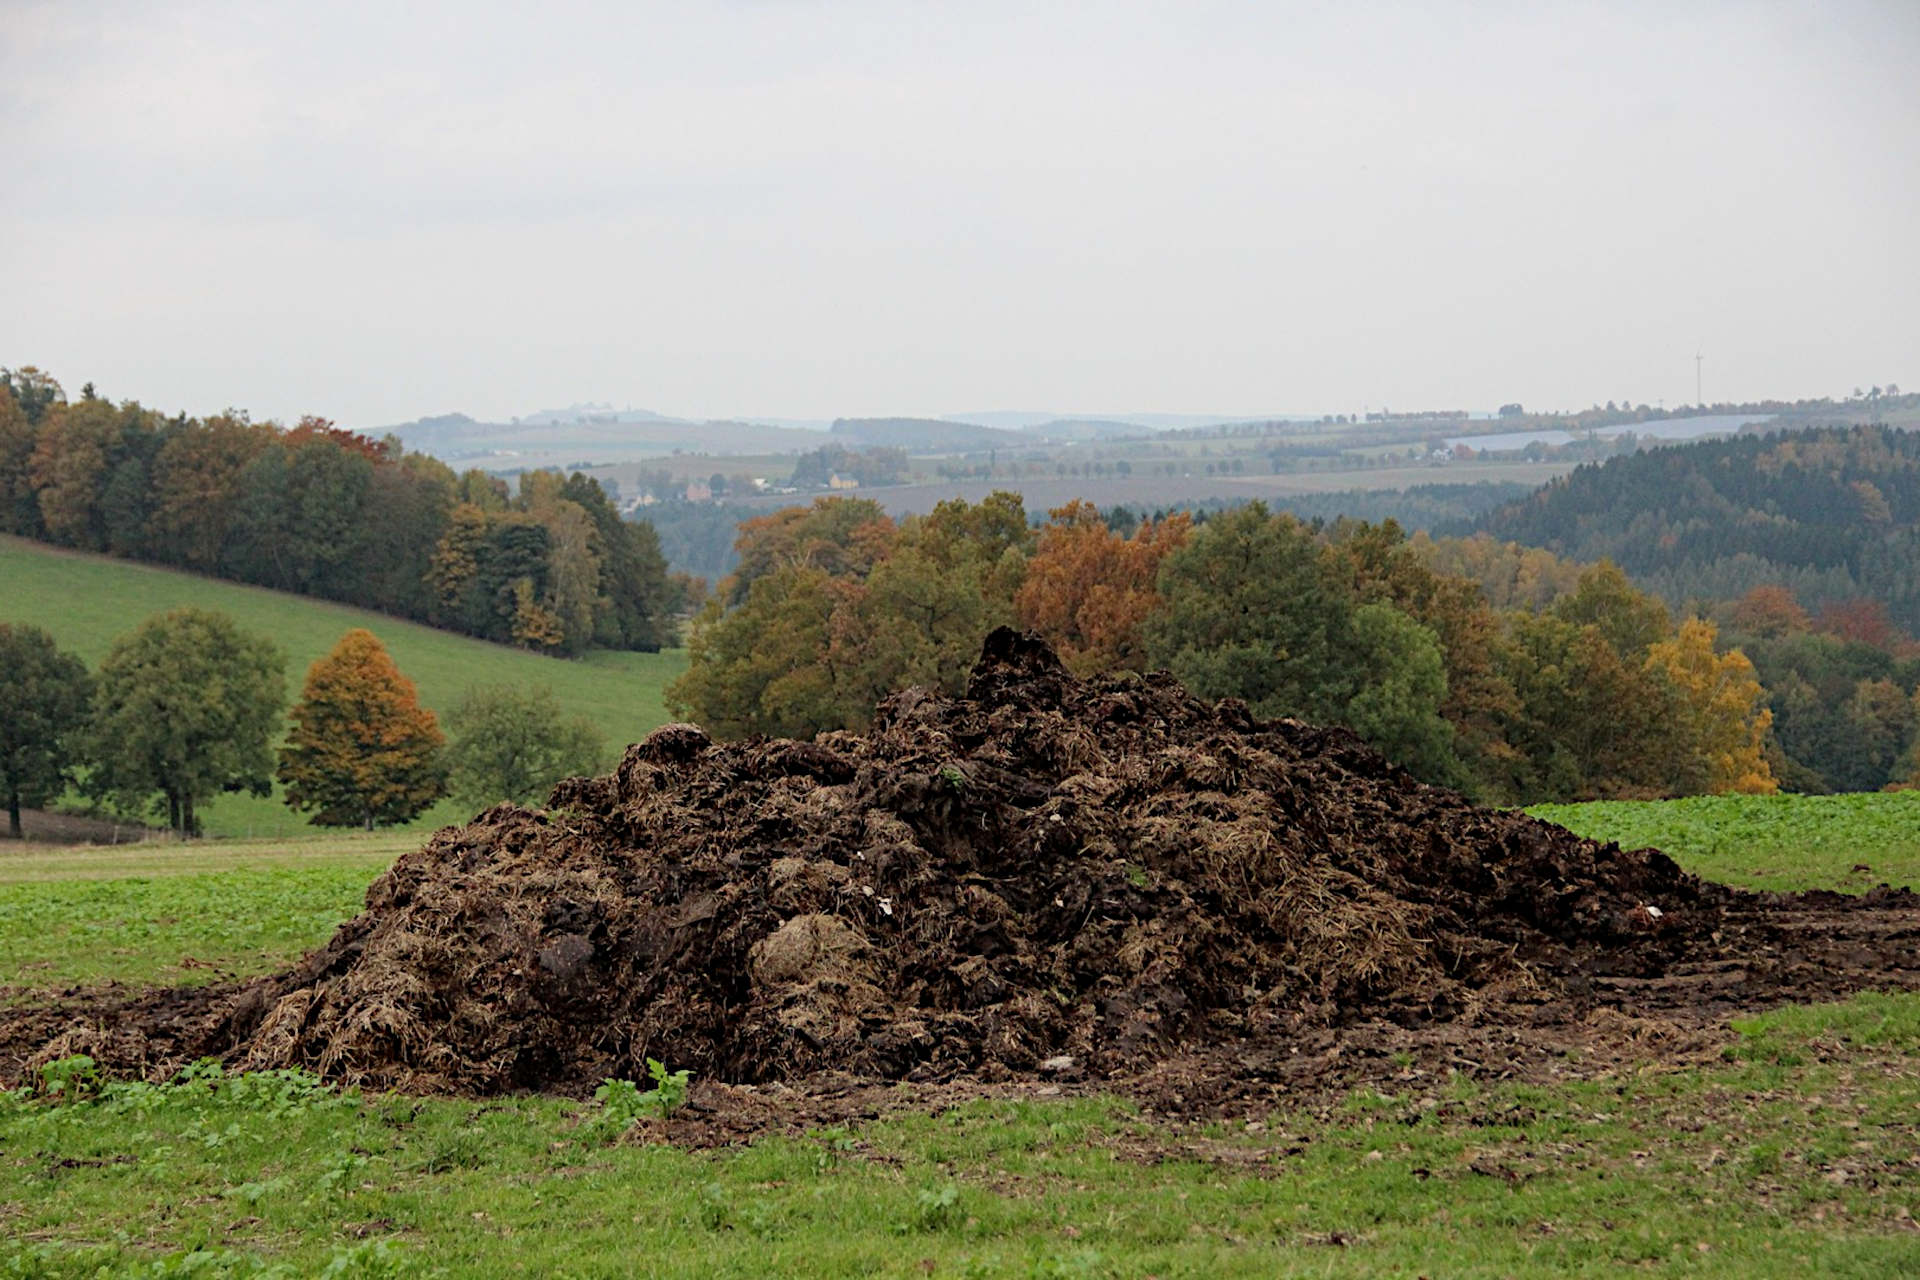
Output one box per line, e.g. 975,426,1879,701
3,0,1915,430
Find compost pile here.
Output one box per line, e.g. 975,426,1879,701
18,629,1729,1094
135,627,1713,1094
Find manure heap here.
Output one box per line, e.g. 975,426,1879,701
10,630,1916,1099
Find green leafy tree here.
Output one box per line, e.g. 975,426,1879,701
87,608,287,835
0,366,65,426
669,565,861,737
444,685,606,811
1342,603,1461,784
849,492,1032,701
0,624,93,838
1143,502,1356,724
1329,521,1517,792
1551,561,1671,659
277,629,447,829
1488,611,1699,802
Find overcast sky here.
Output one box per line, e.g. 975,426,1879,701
3,0,1915,429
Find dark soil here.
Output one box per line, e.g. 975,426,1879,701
5,629,1917,1120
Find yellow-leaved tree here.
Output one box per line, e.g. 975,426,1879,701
277,629,447,828
1645,618,1777,795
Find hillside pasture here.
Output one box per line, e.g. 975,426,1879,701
0,535,687,839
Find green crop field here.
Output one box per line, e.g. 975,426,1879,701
3,798,1919,1275
0,535,688,839
1530,791,1920,894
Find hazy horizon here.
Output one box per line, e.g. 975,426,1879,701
4,0,1915,431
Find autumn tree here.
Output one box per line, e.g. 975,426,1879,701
28,397,121,548
0,366,65,427
1817,598,1901,651
1728,585,1812,639
0,624,92,838
669,494,1030,738
1488,612,1700,802
443,684,605,812
724,496,894,605
0,382,41,536
1644,618,1776,794
149,412,271,570
1016,500,1191,675
87,609,286,835
277,629,446,829
1413,533,1582,611
520,472,600,653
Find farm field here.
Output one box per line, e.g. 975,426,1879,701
0,535,688,839
0,835,407,990
3,796,1918,1275
726,460,1576,520
1527,792,1920,894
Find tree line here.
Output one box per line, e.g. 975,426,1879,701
666,494,1830,805
0,368,679,655
0,613,606,837
1466,425,1920,633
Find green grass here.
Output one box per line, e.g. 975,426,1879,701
3,1001,1918,1277
0,837,405,990
1527,792,1920,893
0,535,687,839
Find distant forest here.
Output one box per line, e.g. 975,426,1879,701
1466,425,1920,631
0,369,679,655
645,482,1534,584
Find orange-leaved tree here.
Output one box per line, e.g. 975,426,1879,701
1728,584,1811,639
1644,618,1777,795
277,629,447,828
1015,500,1191,675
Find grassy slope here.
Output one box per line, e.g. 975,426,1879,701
0,535,687,839
4,798,1920,1274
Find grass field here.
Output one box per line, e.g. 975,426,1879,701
3,797,1919,1275
1529,792,1920,894
0,535,688,839
0,835,406,990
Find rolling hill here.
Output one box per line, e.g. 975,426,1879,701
0,535,687,839
1468,425,1920,630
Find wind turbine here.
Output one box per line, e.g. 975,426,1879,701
1695,349,1704,408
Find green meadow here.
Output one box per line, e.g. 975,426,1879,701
1529,791,1920,894
0,535,687,838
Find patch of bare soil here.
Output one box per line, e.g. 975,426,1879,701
4,629,1916,1131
